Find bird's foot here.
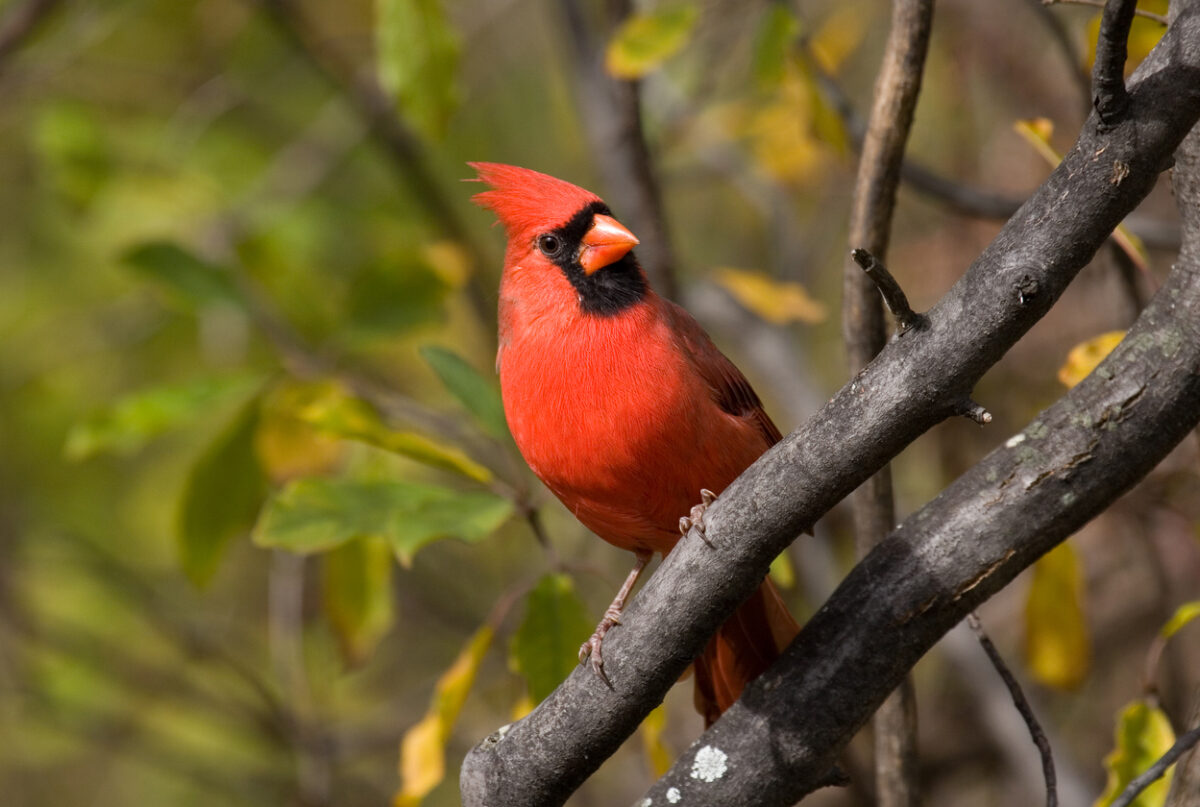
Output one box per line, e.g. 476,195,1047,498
579,603,624,685
678,488,717,547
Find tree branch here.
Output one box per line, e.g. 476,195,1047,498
842,2,933,803
0,0,62,73
1093,0,1139,127
460,6,1200,805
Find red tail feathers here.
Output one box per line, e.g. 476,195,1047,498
692,577,800,727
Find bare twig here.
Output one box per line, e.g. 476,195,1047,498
0,0,63,72
851,248,924,334
1167,690,1200,806
559,0,677,298
956,398,994,425
967,613,1058,807
1112,723,1200,807
1044,0,1168,26
842,2,933,803
1092,0,1139,126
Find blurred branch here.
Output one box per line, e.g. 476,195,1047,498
1027,0,1093,112
967,613,1057,807
0,0,63,74
462,5,1200,803
559,0,678,298
1045,0,1168,26
842,2,934,804
253,0,496,330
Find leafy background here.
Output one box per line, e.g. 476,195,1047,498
0,0,1197,805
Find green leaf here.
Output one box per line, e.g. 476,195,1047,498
65,375,258,460
605,4,699,79
376,0,461,139
323,536,395,667
752,4,800,90
509,574,592,703
1024,541,1091,690
1095,699,1176,807
32,101,111,208
296,382,493,483
122,241,243,310
1160,600,1200,640
178,395,268,587
419,345,508,440
252,478,513,564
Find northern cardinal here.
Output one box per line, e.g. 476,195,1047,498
470,162,799,726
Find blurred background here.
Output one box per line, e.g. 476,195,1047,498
0,0,1197,805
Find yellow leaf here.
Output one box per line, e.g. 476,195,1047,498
714,267,827,325
1094,699,1176,807
1058,331,1126,388
769,550,795,589
510,692,534,722
422,241,471,289
324,536,395,667
1085,1,1169,75
1025,541,1090,690
395,625,494,807
1160,600,1200,640
809,1,868,74
605,5,699,79
254,381,345,485
640,703,673,777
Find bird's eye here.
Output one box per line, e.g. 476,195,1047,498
537,234,562,257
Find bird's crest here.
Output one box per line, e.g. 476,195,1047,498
468,162,602,237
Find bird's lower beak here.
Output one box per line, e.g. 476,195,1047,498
579,214,639,275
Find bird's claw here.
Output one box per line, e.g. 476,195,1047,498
680,489,717,546
579,615,620,686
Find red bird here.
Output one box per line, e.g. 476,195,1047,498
470,162,799,726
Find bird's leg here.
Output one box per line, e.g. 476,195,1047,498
580,550,652,682
678,488,717,546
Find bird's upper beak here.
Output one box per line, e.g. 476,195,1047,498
579,214,639,275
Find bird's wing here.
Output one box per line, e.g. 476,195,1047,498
663,298,783,447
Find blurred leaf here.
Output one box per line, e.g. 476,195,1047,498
1058,331,1126,388
255,381,346,485
605,5,699,79
419,346,508,439
1160,600,1200,640
641,703,672,777
122,241,243,311
1014,121,1149,271
32,101,111,208
297,382,493,483
809,2,868,74
347,257,448,337
65,375,258,460
323,536,395,667
422,241,472,289
1094,699,1175,807
510,692,534,721
376,0,461,139
1086,1,1168,75
714,267,827,325
769,550,795,589
253,478,513,564
395,625,494,807
1025,541,1090,690
178,395,268,587
752,4,800,90
509,574,592,703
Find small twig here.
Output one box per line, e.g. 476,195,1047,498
968,613,1058,807
1091,0,1140,127
1111,724,1200,807
0,0,63,72
957,399,994,426
1043,0,1168,26
851,248,925,334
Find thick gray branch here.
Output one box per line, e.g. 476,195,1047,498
461,6,1200,806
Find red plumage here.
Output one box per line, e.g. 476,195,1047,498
470,162,799,726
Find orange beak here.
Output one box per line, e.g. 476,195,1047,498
579,214,639,275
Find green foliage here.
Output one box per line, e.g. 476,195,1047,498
605,4,700,79
752,4,800,91
323,536,396,666
122,241,244,311
177,394,269,587
419,345,509,439
253,477,513,565
509,574,592,703
1095,699,1175,807
376,0,461,139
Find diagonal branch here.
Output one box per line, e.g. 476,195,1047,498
0,0,63,71
460,5,1200,805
